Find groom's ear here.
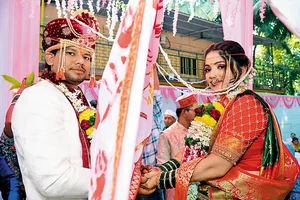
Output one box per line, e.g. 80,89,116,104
44,51,58,72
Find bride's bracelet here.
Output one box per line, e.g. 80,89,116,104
158,158,180,172
157,169,177,189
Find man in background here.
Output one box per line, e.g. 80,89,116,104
156,93,198,200
286,132,297,143
163,109,177,130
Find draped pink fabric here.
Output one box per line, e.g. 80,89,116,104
219,0,253,89
219,0,253,61
0,0,40,130
269,0,300,38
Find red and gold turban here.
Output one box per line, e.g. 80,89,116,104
42,10,99,54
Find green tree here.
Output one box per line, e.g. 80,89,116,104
253,1,300,95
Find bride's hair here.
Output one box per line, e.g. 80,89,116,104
204,40,251,84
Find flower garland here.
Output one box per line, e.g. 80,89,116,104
62,0,68,18
55,0,62,18
183,101,225,200
96,0,101,12
109,0,119,39
56,82,87,112
56,82,96,142
79,109,96,140
88,0,94,14
173,3,179,36
259,0,266,22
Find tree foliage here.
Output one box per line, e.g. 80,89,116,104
253,1,300,95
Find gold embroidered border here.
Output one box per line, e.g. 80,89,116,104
174,157,204,200
128,158,142,200
208,165,297,200
111,1,146,199
211,142,241,164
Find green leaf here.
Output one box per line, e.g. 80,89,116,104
205,104,214,114
9,85,21,91
26,72,35,86
89,116,95,126
2,75,22,87
206,104,214,110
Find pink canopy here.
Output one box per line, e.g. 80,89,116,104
0,0,40,130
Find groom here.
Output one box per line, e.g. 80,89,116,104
11,10,99,199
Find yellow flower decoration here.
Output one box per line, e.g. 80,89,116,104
86,126,94,136
199,114,217,127
212,102,225,113
194,116,202,122
79,109,96,122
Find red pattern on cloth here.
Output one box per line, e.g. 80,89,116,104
175,91,299,199
211,94,268,170
175,94,198,108
174,157,204,200
42,11,99,52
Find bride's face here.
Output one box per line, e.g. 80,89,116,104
204,51,233,91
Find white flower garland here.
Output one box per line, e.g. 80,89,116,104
55,0,62,18
62,0,68,18
184,100,228,199
88,0,94,14
187,182,200,200
56,82,87,113
109,0,119,39
190,121,212,147
185,120,213,199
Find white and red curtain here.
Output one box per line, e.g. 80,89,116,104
0,0,40,131
89,0,164,199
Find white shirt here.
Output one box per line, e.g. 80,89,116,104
12,80,90,200
286,138,293,143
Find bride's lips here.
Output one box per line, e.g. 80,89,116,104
211,80,222,87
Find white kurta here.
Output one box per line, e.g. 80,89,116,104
12,80,90,200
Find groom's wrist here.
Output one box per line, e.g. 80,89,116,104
158,159,180,171
157,169,177,189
